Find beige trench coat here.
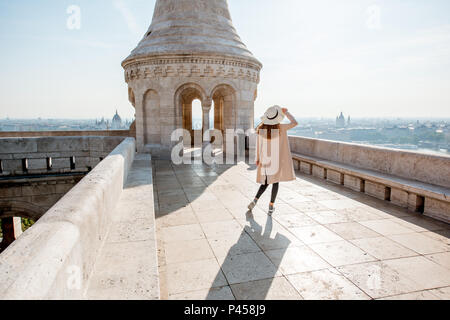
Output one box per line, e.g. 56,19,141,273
256,112,298,185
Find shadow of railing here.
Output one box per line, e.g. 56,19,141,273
153,148,244,219
293,170,450,232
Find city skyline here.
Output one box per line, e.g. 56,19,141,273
1,114,448,157
1,0,450,119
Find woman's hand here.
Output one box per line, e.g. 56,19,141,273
282,107,298,129
256,160,260,167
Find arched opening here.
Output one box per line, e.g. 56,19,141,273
211,84,236,134
143,89,161,146
191,99,203,131
128,87,136,107
175,84,207,147
0,216,36,253
210,101,215,130
0,204,42,254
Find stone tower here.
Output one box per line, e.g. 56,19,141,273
122,0,262,158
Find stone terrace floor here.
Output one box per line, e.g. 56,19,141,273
153,160,450,300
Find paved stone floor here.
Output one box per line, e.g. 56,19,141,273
153,160,450,300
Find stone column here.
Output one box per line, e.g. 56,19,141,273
202,99,212,136
213,98,220,131
236,89,256,132
134,93,145,152
0,217,22,253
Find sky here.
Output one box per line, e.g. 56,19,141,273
0,0,450,120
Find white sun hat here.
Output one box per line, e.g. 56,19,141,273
261,105,285,125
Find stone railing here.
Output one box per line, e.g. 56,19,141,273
0,138,136,299
289,136,450,223
0,136,127,176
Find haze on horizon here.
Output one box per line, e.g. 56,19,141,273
0,0,449,120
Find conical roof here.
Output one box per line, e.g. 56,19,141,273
122,0,261,67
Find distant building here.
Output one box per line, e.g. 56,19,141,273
96,117,108,130
111,110,122,130
336,112,346,128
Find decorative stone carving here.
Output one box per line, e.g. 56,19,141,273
124,58,260,83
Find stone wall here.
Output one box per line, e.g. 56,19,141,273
0,138,136,299
289,136,450,223
0,136,126,176
0,175,83,221
288,136,450,189
0,130,133,138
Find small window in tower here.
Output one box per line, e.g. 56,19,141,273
192,99,202,131
46,157,52,170
146,31,152,37
70,156,76,170
22,158,29,173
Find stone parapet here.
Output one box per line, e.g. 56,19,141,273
0,138,136,299
288,136,450,188
289,136,450,224
85,154,159,299
0,136,126,176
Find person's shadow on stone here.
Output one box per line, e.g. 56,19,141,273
206,211,291,300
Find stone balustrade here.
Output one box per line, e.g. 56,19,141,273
0,136,127,176
289,136,450,223
0,138,136,299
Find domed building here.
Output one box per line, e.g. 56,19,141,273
111,110,123,130
336,112,346,128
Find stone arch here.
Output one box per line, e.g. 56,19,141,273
0,201,44,253
143,89,161,145
128,87,136,107
174,82,208,111
174,83,208,144
138,80,165,96
207,79,239,95
0,200,46,221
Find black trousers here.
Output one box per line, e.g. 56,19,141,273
255,177,279,203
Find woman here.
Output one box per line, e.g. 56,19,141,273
248,105,298,215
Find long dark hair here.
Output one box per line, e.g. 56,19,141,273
256,123,280,140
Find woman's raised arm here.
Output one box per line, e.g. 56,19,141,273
282,108,298,130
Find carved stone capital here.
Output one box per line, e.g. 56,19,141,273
202,98,213,111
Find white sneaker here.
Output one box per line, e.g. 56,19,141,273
268,205,275,216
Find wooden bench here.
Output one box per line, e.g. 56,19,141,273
292,152,450,224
